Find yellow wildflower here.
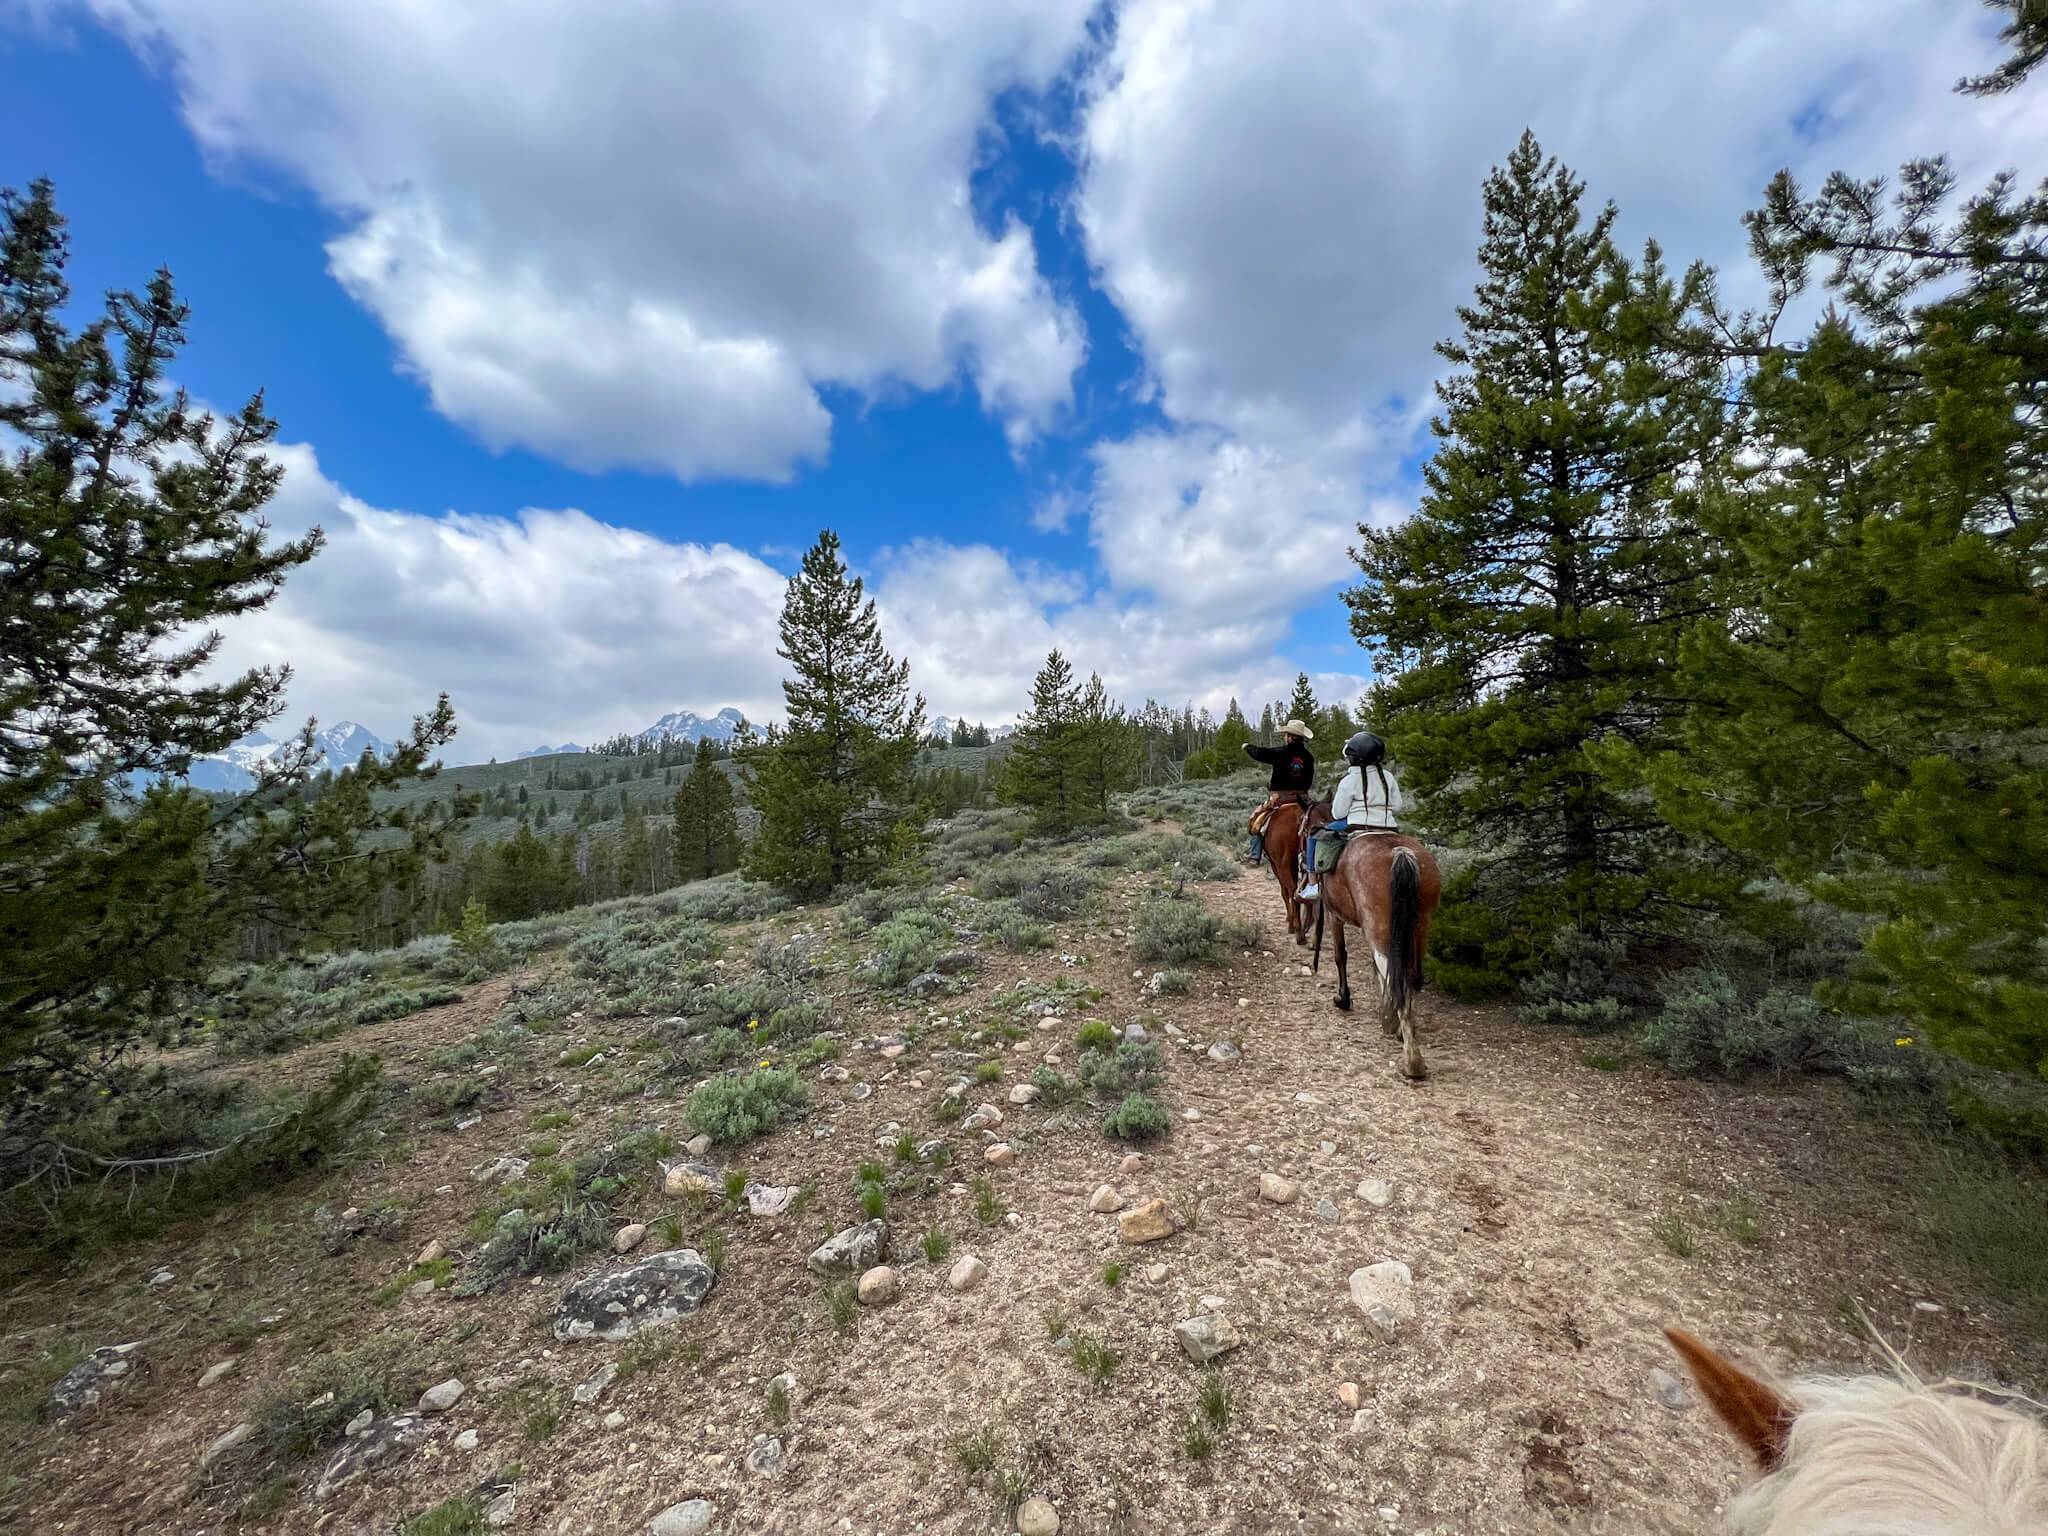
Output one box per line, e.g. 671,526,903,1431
746,1017,760,1031
1895,1036,1914,1047
758,1058,772,1069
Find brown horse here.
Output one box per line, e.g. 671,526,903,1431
1309,828,1442,1079
1248,797,1313,945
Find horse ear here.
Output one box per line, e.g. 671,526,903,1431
1664,1327,1795,1472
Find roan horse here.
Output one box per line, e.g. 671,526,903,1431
1666,1325,2048,1534
1307,822,1443,1079
1248,797,1313,945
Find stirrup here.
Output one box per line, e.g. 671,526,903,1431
1298,882,1320,900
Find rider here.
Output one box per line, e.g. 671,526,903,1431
1241,720,1315,859
1299,731,1400,901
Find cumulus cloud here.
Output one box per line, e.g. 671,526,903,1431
83,0,1094,481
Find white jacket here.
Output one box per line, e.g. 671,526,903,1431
1331,763,1400,829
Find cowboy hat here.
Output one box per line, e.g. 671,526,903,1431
1280,719,1314,739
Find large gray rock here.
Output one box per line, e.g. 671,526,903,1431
44,1342,141,1419
553,1250,715,1342
1349,1259,1414,1343
1173,1312,1243,1364
315,1413,426,1499
649,1501,716,1536
573,1361,618,1405
806,1220,887,1276
933,951,979,975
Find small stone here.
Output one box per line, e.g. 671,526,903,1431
819,1064,850,1083
573,1362,618,1406
1358,1178,1394,1208
1363,1304,1401,1342
407,1279,437,1301
1237,998,1249,1009
1338,1381,1361,1410
198,1359,238,1389
485,1490,516,1527
148,1266,175,1288
880,1042,907,1060
649,1501,716,1536
202,1422,253,1464
1314,1197,1341,1223
746,1433,787,1477
1182,1107,1204,1122
455,1428,480,1451
745,1183,798,1218
1017,1495,1060,1536
948,1256,987,1292
1173,1312,1243,1364
1348,1259,1414,1326
1123,1022,1148,1043
769,1371,797,1403
1004,1210,1023,1229
1007,1084,1040,1106
613,1222,648,1254
1650,1366,1693,1412
1294,1091,1322,1105
984,1143,1017,1166
1119,1153,1145,1175
685,1133,714,1156
603,1409,627,1430
418,1378,466,1413
1088,1184,1123,1214
848,1082,874,1102
1259,1173,1298,1204
962,1103,1006,1132
1206,1040,1241,1064
1118,1199,1176,1244
1347,1408,1374,1435
344,1408,374,1438
1144,1263,1167,1283
414,1239,445,1266
857,1266,899,1306
808,1220,889,1276
1318,1140,1337,1155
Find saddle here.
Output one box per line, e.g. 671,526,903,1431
1247,790,1311,837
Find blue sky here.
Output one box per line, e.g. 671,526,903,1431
3,2,2035,760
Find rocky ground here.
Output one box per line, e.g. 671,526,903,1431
3,822,2040,1536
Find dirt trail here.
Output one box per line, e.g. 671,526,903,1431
5,858,2031,1536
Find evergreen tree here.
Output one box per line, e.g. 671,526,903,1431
1001,649,1085,829
1285,673,1319,731
1344,133,1725,966
1257,702,1276,739
0,181,456,1082
1607,150,2048,1082
673,738,739,880
1074,672,1141,817
741,530,926,894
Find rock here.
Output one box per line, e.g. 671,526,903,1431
1144,1263,1168,1283
857,1266,899,1305
819,1065,850,1084
407,1279,437,1301
1173,1312,1243,1364
344,1408,374,1438
848,1082,874,1102
414,1239,446,1266
1363,1304,1401,1343
455,1428,480,1451
917,1139,948,1162
1347,1408,1374,1436
1318,1140,1338,1155
149,1265,175,1287
649,1501,716,1536
419,1378,466,1413
907,973,949,998
807,1220,888,1276
746,1434,786,1477
1119,1153,1145,1175
745,1183,798,1218
1006,1084,1040,1106
768,1371,797,1403
614,1222,648,1254
1358,1178,1394,1208
962,1103,1005,1132
934,950,979,975
685,1132,715,1156
1348,1259,1414,1341
202,1421,253,1465
1183,1107,1204,1121
662,1162,721,1196
44,1342,141,1419
1017,1495,1061,1536
603,1409,626,1430
984,1143,1017,1166
475,1155,529,1185
873,1121,904,1146
1118,1199,1176,1244
1314,1197,1342,1224
198,1359,237,1389
1295,1091,1322,1105
1259,1173,1298,1205
484,1490,516,1527
1650,1367,1693,1412
553,1250,716,1342
573,1362,618,1405
1237,998,1249,1009
1124,1022,1148,1043
315,1414,426,1499
1338,1381,1361,1410
1206,1040,1241,1064
1088,1184,1124,1214
948,1255,988,1292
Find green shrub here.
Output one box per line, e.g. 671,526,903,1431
686,1069,809,1144
1636,967,1901,1082
682,976,796,1034
1131,896,1224,964
451,897,502,980
458,1133,670,1291
1103,1092,1170,1142
566,912,723,1014
1518,925,1634,1030
1029,1066,1078,1106
401,1494,487,1536
862,908,953,988
926,807,1033,882
1075,1020,1116,1053
668,878,790,924
972,858,1097,920
250,1329,425,1464
987,902,1053,951
1080,1042,1162,1098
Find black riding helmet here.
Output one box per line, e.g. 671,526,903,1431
1343,731,1386,768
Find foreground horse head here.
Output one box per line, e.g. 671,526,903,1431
1308,828,1441,1079
1667,1327,2048,1535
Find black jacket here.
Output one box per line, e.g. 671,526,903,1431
1243,740,1314,793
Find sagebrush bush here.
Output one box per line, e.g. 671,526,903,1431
1081,833,1239,882
1103,1092,1171,1142
459,1131,673,1291
1130,896,1224,964
684,976,797,1033
1152,968,1193,995
566,912,723,1015
1080,1041,1163,1098
667,877,790,924
925,807,1033,882
972,858,1097,920
250,1329,426,1464
1518,925,1633,1031
985,901,1053,951
686,1068,809,1143
1635,966,1900,1082
1074,1020,1116,1052
862,908,953,988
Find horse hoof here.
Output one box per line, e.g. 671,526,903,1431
1294,933,1307,947
1333,995,1352,1013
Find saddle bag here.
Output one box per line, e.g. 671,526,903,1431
1312,829,1351,874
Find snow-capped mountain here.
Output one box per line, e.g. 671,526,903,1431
516,743,586,760
931,716,1016,742
638,707,746,745
174,722,396,792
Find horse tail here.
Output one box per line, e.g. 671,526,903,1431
1311,894,1326,974
1387,847,1421,1017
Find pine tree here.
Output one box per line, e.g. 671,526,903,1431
741,530,926,894
673,738,740,880
1256,702,1276,739
0,181,456,1083
1344,133,1726,970
1000,649,1085,829
1074,672,1140,818
1285,673,1319,731
1608,151,2048,1083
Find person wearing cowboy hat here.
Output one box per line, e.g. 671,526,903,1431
1241,719,1315,860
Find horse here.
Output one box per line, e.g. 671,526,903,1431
1247,796,1313,945
1307,818,1442,1079
1665,1326,2048,1534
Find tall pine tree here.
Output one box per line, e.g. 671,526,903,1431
1001,649,1084,829
673,738,740,880
1345,134,1726,971
1285,673,1319,731
741,531,925,894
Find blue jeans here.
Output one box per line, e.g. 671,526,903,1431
1303,819,1348,882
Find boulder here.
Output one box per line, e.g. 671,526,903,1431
418,1378,466,1413
1173,1312,1243,1364
662,1162,722,1197
807,1220,888,1276
745,1183,798,1218
1117,1200,1176,1244
649,1501,716,1536
613,1223,648,1254
1088,1184,1124,1214
44,1343,141,1419
553,1250,716,1342
857,1266,899,1306
315,1414,426,1499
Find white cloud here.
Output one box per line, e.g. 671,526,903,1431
82,0,1094,481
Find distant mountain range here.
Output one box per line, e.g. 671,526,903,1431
932,716,1015,742
174,722,396,792
516,743,586,760
638,707,747,745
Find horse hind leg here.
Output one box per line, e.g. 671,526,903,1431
1371,947,1399,1036
1332,920,1352,1012
1398,998,1426,1081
